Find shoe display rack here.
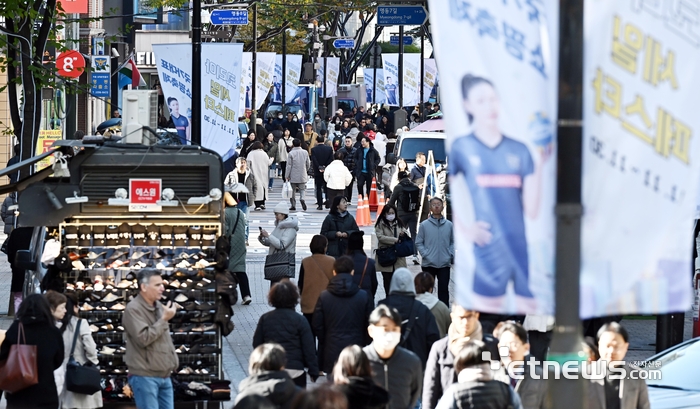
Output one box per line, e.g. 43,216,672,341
58,221,232,405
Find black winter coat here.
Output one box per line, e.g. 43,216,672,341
353,145,381,177
388,178,420,218
336,376,390,409
236,370,301,409
349,250,378,297
253,308,320,378
0,315,64,409
311,144,334,178
378,294,441,367
312,273,374,373
422,335,501,409
320,212,360,258
338,146,357,172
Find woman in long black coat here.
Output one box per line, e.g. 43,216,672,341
0,294,65,409
320,196,360,258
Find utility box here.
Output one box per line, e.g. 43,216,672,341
393,108,407,130
122,90,158,144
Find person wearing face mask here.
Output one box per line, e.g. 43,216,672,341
363,305,423,409
282,112,302,136
312,113,327,135
273,112,285,128
374,204,408,292
312,256,374,376
321,196,360,258
277,129,294,181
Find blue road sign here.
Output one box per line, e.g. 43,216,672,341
390,36,414,46
333,38,355,49
210,9,249,25
377,5,428,26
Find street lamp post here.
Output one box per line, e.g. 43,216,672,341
191,0,202,145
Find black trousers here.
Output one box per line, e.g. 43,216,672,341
280,161,287,181
357,172,372,197
528,330,553,361
381,271,394,297
422,266,451,306
344,177,355,202
233,271,251,298
314,175,327,206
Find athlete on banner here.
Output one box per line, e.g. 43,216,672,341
451,74,549,312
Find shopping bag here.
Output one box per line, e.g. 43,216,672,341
282,182,293,199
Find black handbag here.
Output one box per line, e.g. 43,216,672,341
395,235,415,258
65,320,101,395
264,238,295,280
376,246,397,267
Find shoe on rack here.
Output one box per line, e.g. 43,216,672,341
242,296,252,305
101,293,122,303
100,346,116,355
300,200,307,211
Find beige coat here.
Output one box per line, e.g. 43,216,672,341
57,317,103,408
374,219,408,273
299,254,336,314
246,148,272,201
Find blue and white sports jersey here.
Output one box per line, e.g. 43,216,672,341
171,114,189,145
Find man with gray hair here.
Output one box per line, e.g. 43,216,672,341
122,269,178,409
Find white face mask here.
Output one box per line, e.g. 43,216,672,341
293,118,298,122
373,328,401,350
386,214,396,221
278,115,283,119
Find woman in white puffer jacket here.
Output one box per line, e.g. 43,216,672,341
324,150,353,205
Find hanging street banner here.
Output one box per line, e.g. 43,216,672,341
581,1,699,318
363,68,386,105
429,0,559,315
318,57,340,98
254,52,276,110
273,54,303,104
153,43,242,161
240,52,253,112
381,53,420,107
423,58,438,103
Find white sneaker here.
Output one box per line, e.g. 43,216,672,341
242,296,252,305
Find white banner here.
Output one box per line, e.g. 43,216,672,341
424,59,438,103
363,68,386,105
273,54,302,104
429,0,559,315
318,57,340,98
381,54,399,106
255,52,276,110
581,1,699,317
240,52,252,112
153,43,242,161
381,53,421,107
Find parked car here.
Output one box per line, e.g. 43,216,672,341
264,102,305,122
646,337,700,408
387,130,446,169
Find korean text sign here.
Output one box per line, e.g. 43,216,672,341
428,0,559,314
581,0,699,317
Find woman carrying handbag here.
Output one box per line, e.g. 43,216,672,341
56,293,102,409
0,294,64,409
374,204,409,296
259,201,299,286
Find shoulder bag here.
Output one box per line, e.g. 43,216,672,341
65,320,101,394
376,225,398,267
395,229,415,258
400,300,418,347
215,210,240,255
0,322,38,393
264,239,295,281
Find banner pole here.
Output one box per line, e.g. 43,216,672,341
282,31,286,109
191,0,201,145
548,0,585,408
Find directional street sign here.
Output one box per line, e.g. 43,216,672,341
333,38,355,49
210,9,249,25
377,5,428,26
390,35,414,46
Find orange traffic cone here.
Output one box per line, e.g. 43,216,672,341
369,178,379,212
377,190,385,216
355,195,366,226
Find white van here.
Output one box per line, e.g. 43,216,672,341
387,130,447,168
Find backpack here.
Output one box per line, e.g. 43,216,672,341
401,183,420,212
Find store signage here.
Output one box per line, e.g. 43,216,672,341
56,50,86,79
129,178,162,212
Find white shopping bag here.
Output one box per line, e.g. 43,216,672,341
282,182,293,199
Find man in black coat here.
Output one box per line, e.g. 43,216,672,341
282,112,302,136
338,136,357,203
312,256,375,375
379,268,440,368
353,135,381,198
311,135,334,210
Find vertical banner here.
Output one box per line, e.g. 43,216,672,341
318,57,340,98
423,59,438,103
429,0,559,314
255,52,276,110
363,68,386,105
90,56,110,98
240,52,252,112
381,54,399,106
35,130,62,172
581,2,699,317
152,43,242,160
403,53,420,107
274,55,303,104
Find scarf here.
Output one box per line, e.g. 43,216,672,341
338,211,348,217
448,321,484,358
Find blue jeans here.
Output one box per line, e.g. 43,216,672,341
269,163,277,188
130,375,173,409
237,201,250,240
